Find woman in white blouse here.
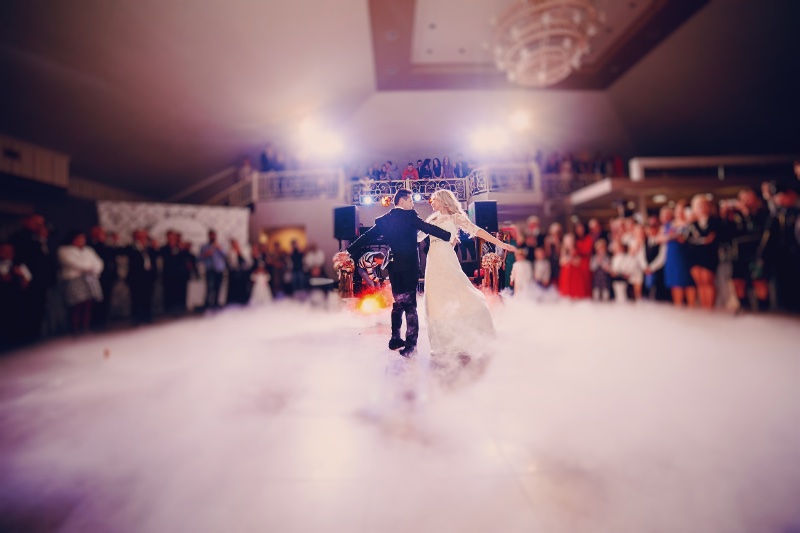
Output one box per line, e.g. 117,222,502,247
58,231,104,334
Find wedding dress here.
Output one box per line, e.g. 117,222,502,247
418,212,496,358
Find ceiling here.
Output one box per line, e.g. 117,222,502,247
0,0,798,198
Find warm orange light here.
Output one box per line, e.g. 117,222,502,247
380,196,392,207
357,291,389,314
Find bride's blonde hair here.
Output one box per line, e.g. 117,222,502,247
431,189,464,216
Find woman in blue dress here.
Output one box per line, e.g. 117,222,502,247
661,202,697,307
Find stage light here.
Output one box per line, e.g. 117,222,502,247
361,196,374,205
470,126,509,153
297,118,343,159
380,196,392,207
413,193,422,202
509,110,531,132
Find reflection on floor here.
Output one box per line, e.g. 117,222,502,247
1,297,800,532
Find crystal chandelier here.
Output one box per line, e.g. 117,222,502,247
491,0,605,88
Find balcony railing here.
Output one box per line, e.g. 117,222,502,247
205,163,605,207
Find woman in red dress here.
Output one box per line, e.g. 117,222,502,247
573,221,593,298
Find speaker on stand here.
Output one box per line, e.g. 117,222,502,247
333,206,359,250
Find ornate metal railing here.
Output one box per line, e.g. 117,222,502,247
349,178,470,204
205,164,605,207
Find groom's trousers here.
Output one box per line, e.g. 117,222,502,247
388,268,419,347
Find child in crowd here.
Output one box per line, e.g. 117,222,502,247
611,242,644,301
509,248,533,296
532,247,551,289
249,264,272,305
590,239,612,301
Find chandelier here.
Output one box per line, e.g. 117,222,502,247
491,0,605,88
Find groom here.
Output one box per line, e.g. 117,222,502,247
335,189,452,357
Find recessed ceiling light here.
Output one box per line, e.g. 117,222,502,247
429,22,437,30
458,47,466,54
426,48,433,55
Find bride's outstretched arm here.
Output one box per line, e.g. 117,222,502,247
476,228,516,252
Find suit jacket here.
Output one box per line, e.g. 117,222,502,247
126,244,157,285
347,208,451,272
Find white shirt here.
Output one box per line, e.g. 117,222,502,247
58,245,104,281
612,253,643,284
532,259,551,285
510,259,533,289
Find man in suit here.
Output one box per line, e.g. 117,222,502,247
335,189,452,357
126,229,157,324
88,225,118,328
9,214,55,342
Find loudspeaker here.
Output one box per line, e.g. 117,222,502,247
333,206,359,241
469,201,498,233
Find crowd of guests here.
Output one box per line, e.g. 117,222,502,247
0,214,329,351
505,178,800,313
352,149,628,184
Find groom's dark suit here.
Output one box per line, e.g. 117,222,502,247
348,207,451,349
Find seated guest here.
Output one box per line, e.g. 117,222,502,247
357,251,386,289
58,231,104,335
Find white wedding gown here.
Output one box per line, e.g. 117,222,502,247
418,212,496,358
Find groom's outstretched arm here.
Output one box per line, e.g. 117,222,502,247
412,213,451,243
346,223,383,257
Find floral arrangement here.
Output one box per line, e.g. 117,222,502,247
333,256,355,276
481,252,503,293
481,253,502,270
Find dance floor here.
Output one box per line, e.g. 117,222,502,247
1,297,800,532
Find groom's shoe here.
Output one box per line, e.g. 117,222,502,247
388,337,405,351
399,344,417,358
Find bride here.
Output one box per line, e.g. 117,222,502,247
420,189,516,361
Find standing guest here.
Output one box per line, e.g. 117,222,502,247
386,160,401,181
431,158,443,178
590,239,613,301
259,143,278,171
765,180,800,312
199,230,227,310
289,240,306,295
532,247,551,289
356,251,386,289
724,189,770,311
509,248,533,296
226,239,252,305
558,234,579,298
401,163,419,181
588,218,607,245
573,221,593,298
611,242,643,301
267,242,287,298
88,226,118,328
454,154,470,178
523,235,538,262
9,214,55,342
126,229,158,324
415,160,424,176
687,195,721,310
662,203,697,307
545,222,562,285
160,231,191,315
419,159,433,179
0,243,32,348
58,231,104,335
441,156,455,178
249,263,272,305
524,216,546,248
303,243,326,278
500,226,522,290
237,157,257,183
640,215,668,301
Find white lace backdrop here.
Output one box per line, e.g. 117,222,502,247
97,201,250,312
